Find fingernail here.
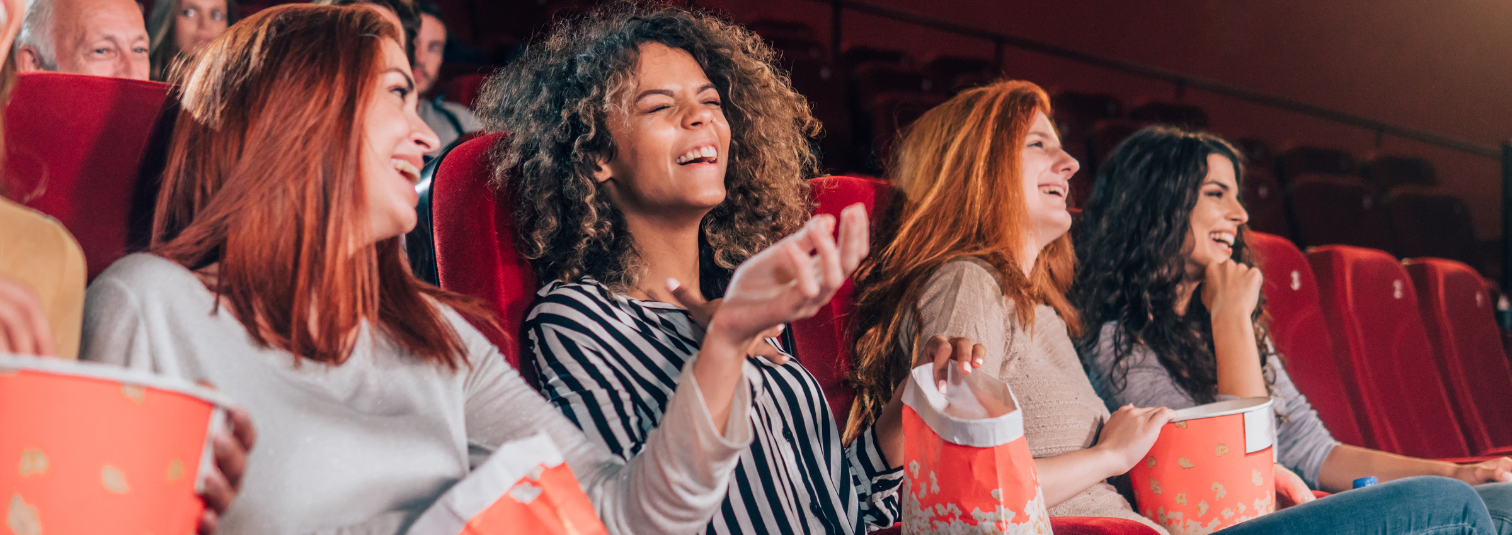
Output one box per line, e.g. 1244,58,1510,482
974,358,984,366
775,324,785,333
666,278,680,291
937,380,947,394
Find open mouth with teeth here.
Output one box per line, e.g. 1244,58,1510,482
392,159,421,186
1209,231,1236,252
676,145,719,165
1039,183,1067,199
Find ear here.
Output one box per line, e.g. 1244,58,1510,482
15,46,42,72
592,157,613,184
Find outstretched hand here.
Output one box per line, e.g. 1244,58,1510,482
666,280,788,365
1093,404,1177,475
699,204,869,353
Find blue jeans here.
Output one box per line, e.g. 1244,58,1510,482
1219,476,1495,534
1475,482,1512,535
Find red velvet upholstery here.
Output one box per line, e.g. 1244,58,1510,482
428,133,536,367
1306,245,1472,458
792,175,893,422
1404,258,1512,456
4,72,176,281
1247,232,1366,447
1286,174,1392,251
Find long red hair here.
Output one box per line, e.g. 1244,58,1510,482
846,80,1080,440
153,4,490,367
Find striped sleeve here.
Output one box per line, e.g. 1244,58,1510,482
847,424,905,531
528,303,655,460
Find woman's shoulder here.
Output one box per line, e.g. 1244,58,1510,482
924,257,1008,298
90,254,201,296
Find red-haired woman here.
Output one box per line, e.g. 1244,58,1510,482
79,5,832,533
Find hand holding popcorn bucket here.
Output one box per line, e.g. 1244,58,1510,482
0,354,237,535
1128,397,1276,535
408,432,609,535
900,363,1050,534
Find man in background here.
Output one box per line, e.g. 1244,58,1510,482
413,1,480,158
15,0,150,80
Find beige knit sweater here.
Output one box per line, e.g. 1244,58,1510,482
904,258,1166,534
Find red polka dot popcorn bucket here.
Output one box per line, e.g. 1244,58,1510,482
408,432,609,535
0,354,236,535
1128,397,1277,535
900,363,1050,535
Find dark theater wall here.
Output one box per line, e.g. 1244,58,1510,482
698,0,1512,242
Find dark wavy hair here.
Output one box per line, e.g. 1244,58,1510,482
476,3,817,296
1073,126,1271,403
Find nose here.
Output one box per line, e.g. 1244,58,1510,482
410,112,441,153
1229,195,1250,226
121,55,149,81
1056,147,1080,177
682,99,715,129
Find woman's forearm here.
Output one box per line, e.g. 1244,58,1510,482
1210,313,1267,398
690,328,752,436
1316,444,1457,492
1033,448,1123,508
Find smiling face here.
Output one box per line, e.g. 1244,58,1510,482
1183,154,1248,278
1018,110,1080,253
172,0,228,57
359,38,439,243
594,42,732,220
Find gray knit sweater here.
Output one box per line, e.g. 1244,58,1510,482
903,258,1167,533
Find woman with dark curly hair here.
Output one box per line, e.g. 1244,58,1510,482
1077,126,1512,533
479,4,972,532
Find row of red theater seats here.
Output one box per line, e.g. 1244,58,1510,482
1248,232,1512,461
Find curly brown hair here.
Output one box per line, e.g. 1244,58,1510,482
475,2,818,296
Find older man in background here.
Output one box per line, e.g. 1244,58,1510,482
412,1,479,158
15,0,150,80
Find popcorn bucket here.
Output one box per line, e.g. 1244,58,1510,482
0,354,235,535
408,432,608,535
1129,397,1276,535
900,363,1050,534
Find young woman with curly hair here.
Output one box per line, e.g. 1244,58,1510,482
76,5,844,533
1077,126,1510,533
479,5,974,532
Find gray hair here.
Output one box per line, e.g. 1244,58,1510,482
17,0,58,71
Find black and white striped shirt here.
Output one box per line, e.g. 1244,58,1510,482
526,279,903,534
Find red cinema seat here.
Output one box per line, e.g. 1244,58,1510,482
1286,174,1392,251
1404,258,1512,456
1306,245,1473,458
3,72,177,281
792,175,893,422
426,133,536,367
1246,232,1366,447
